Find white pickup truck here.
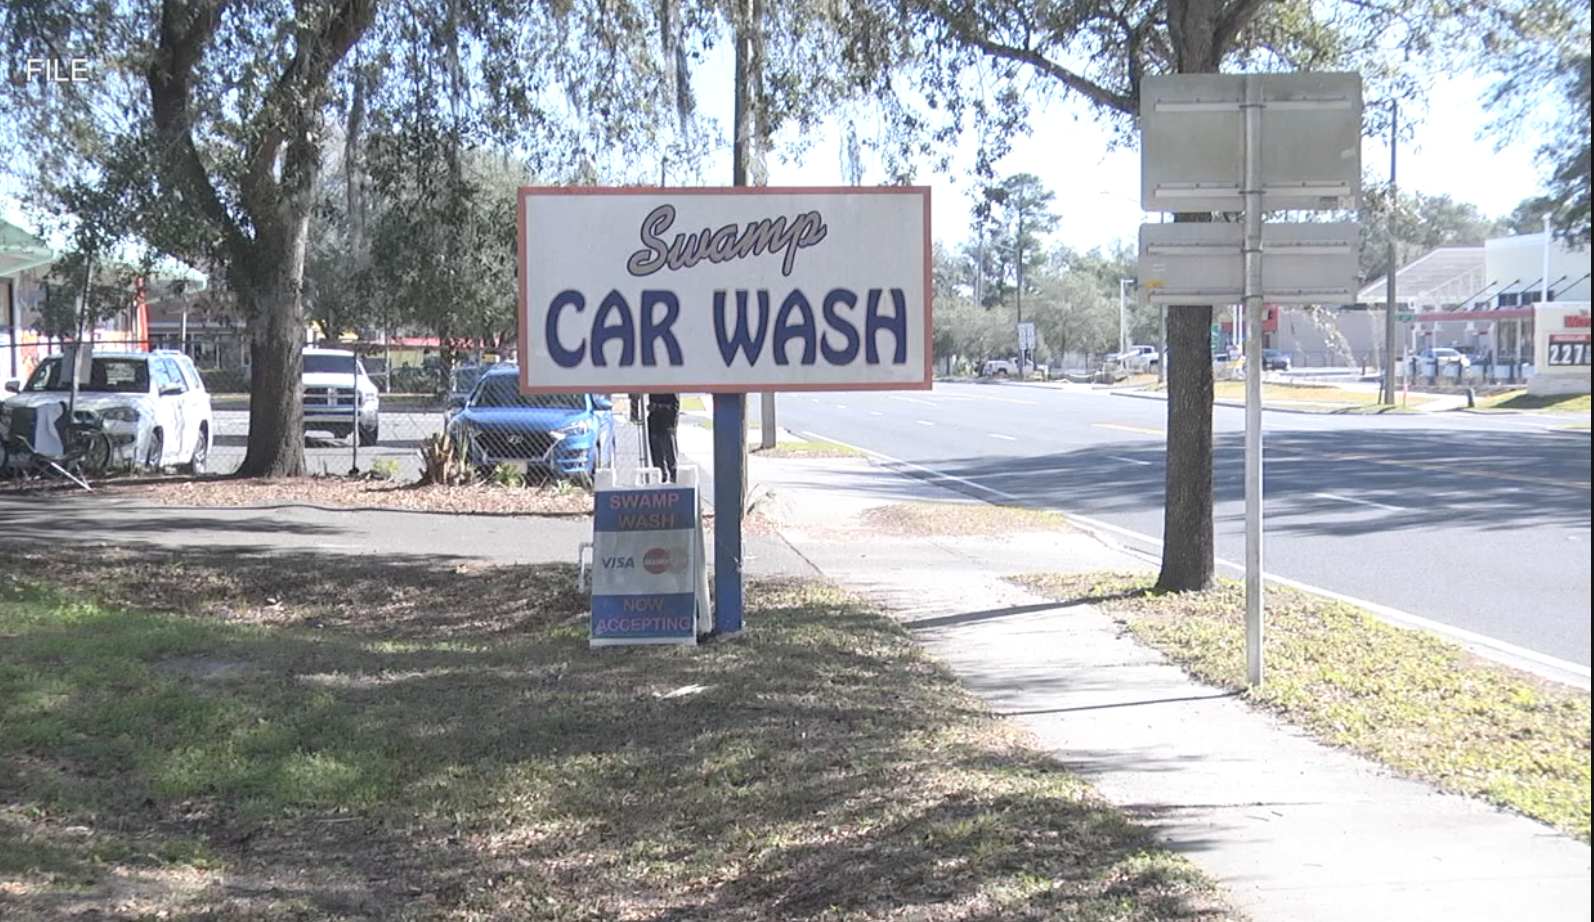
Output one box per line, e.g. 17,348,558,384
981,358,1020,377
302,348,381,444
1110,345,1161,372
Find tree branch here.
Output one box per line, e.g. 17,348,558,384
1212,0,1278,59
241,0,379,243
954,32,1135,114
148,0,251,272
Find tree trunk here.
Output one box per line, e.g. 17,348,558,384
239,275,309,478
1155,301,1216,592
236,156,317,478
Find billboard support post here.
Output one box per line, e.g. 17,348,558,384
713,395,745,633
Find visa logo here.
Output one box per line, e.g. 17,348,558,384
602,556,635,568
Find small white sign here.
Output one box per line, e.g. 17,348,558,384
1017,321,1036,350
519,187,932,394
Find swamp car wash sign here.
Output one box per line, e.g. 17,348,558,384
518,187,932,393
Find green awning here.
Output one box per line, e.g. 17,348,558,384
0,219,55,278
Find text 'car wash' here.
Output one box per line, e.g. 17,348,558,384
519,187,931,393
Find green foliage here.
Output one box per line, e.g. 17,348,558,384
1469,0,1591,245
1358,186,1506,284
489,462,525,488
367,457,401,481
357,142,523,367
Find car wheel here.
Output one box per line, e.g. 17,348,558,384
184,425,209,475
144,429,165,473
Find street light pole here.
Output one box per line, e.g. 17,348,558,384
1118,278,1133,355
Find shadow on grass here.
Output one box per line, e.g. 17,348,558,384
0,550,1233,921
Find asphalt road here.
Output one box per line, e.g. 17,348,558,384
747,381,1593,670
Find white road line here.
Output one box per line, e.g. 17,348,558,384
890,395,938,406
989,433,1017,441
916,420,935,426
798,430,1020,500
1314,492,1406,512
1108,455,1154,466
794,427,1590,690
870,411,883,416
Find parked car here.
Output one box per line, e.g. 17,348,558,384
445,363,491,423
1111,344,1161,371
445,364,615,483
1419,347,1471,369
1,350,213,473
302,347,381,444
981,358,1019,377
1261,348,1292,371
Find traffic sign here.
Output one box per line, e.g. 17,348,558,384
1017,321,1036,350
1141,73,1362,212
1139,222,1360,305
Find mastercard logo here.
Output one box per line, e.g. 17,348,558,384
644,548,673,574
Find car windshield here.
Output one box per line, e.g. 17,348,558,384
24,357,149,394
304,353,358,375
471,376,586,410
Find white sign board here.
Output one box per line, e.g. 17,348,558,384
1141,73,1363,213
1139,222,1360,305
519,187,932,393
590,483,706,646
1017,321,1036,350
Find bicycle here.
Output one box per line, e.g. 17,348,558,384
0,401,114,490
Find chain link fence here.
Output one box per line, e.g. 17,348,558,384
209,392,662,485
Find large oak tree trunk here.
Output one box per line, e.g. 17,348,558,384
1155,302,1216,591
237,143,318,478
1154,3,1224,592
239,271,308,478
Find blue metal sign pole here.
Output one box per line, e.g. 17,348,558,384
711,393,744,633
716,7,753,637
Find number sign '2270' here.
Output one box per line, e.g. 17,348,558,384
1548,334,1591,367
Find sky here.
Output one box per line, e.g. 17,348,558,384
734,73,1545,256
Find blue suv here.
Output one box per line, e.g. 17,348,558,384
446,364,615,483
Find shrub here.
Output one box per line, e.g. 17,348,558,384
418,432,475,486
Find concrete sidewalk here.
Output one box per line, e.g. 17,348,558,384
674,422,1593,922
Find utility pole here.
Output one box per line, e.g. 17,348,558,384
1118,278,1133,355
1015,208,1025,377
1381,99,1399,405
